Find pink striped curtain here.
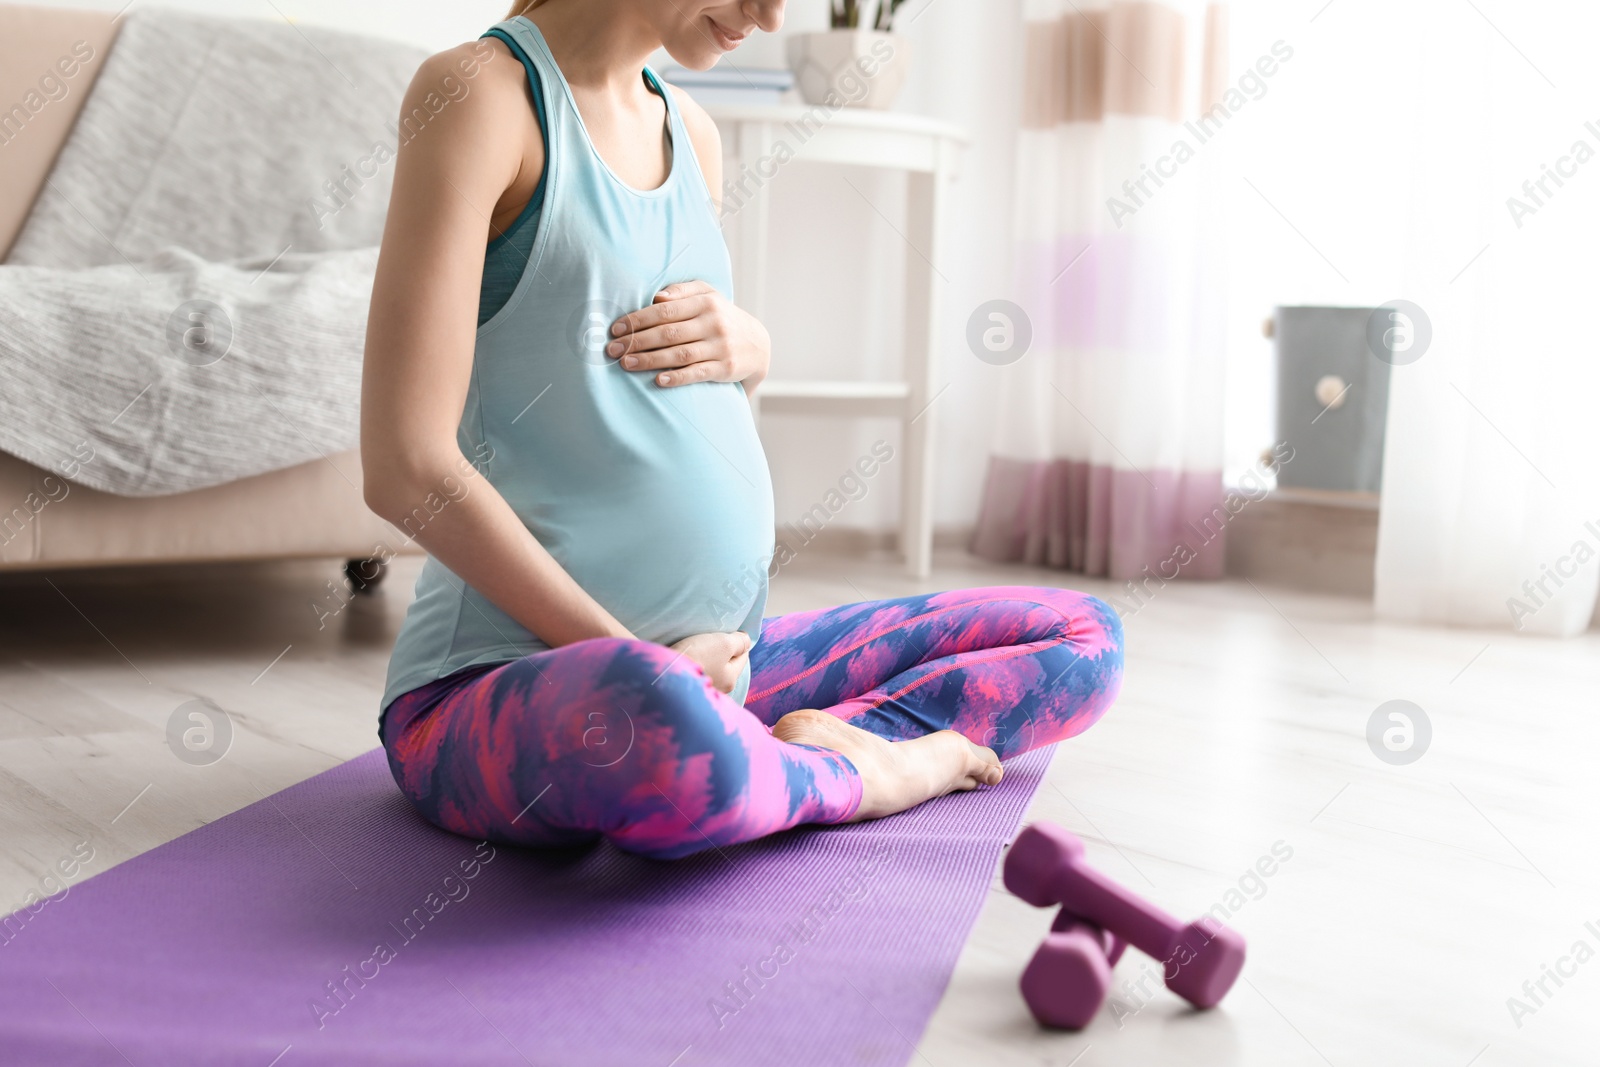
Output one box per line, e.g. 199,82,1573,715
971,0,1231,584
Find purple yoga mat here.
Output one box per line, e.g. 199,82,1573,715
0,744,1054,1066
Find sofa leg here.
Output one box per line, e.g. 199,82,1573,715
345,557,388,594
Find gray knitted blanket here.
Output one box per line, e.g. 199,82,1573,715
0,8,429,495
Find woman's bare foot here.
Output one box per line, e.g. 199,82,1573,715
771,709,1004,822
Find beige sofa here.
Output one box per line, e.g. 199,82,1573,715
0,4,414,580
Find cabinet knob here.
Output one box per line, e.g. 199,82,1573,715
1315,374,1349,410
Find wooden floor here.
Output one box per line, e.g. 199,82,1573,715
1,549,1595,1066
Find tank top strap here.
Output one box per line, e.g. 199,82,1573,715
642,65,713,202
483,17,573,149
641,65,683,141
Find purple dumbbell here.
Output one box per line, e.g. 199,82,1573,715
1020,909,1127,1029
1005,822,1246,1010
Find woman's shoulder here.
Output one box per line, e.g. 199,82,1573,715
403,37,531,120
391,38,538,171
378,41,542,235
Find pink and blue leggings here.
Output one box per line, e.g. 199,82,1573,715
381,586,1124,860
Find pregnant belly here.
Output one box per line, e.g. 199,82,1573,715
521,385,775,644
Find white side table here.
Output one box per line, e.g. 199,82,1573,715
706,105,968,578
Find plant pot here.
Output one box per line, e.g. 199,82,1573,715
785,29,910,110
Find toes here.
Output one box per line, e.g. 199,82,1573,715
963,742,1003,787
964,741,1003,784
955,766,1001,791
971,761,1002,787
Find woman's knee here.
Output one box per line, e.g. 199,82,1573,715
1081,593,1125,664
1020,590,1125,721
1008,586,1124,661
1071,592,1124,695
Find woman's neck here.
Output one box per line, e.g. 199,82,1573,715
523,1,663,96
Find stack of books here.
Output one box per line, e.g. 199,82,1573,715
659,65,794,107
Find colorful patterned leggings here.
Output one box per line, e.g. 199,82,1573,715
381,586,1124,860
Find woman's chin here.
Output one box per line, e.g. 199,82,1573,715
666,46,727,73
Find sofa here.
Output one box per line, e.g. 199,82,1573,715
0,3,414,581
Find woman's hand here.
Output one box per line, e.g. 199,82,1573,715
669,631,752,695
607,281,770,392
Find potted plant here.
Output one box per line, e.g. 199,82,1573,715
786,1,912,110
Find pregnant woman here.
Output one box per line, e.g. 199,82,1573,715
361,0,1124,860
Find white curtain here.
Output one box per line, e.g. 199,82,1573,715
1375,4,1600,637
971,0,1233,583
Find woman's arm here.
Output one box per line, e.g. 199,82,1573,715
361,46,632,649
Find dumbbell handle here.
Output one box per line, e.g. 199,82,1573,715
1048,857,1184,963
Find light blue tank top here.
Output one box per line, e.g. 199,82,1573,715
381,16,775,712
